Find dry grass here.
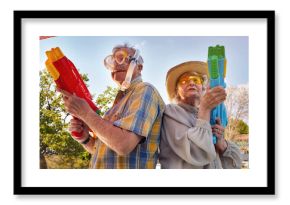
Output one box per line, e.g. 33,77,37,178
44,155,90,169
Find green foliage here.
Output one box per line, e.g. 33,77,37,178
39,69,118,168
237,120,249,134
81,73,89,84
224,118,249,155
225,118,249,139
39,70,86,158
95,86,118,116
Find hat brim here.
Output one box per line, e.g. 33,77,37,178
166,61,208,101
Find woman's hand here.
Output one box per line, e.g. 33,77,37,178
212,118,224,139
198,86,227,121
200,86,227,112
212,118,228,154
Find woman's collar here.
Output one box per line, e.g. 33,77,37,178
177,102,199,115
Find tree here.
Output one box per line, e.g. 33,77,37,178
237,119,249,134
39,70,89,168
224,85,249,141
95,86,118,116
39,69,118,168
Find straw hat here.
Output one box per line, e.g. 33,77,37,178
165,61,208,101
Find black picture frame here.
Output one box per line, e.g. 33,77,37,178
14,10,275,195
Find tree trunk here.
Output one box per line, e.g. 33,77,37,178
40,153,48,169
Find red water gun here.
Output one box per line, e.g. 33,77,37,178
45,47,100,137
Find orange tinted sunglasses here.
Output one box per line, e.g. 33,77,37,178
178,75,203,85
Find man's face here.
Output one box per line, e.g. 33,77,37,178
176,72,203,102
110,48,141,86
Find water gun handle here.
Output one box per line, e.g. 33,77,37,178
71,132,83,138
71,116,84,138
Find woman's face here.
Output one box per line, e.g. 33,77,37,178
176,72,203,104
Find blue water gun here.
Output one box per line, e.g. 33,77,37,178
207,45,228,144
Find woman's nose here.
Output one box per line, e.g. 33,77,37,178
188,80,196,85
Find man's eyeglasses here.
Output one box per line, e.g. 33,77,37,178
104,50,135,71
178,75,204,85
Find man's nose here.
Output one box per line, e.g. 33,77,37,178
113,63,122,69
114,64,127,71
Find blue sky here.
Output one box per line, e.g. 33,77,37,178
40,36,248,104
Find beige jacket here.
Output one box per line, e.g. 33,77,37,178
159,103,242,169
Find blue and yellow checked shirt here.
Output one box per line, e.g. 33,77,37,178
90,77,165,169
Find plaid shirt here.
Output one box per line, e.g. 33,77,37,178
90,77,165,169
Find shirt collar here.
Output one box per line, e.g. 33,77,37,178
177,102,199,116
123,76,143,94
112,76,143,108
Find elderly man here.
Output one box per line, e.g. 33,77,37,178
159,61,242,169
59,44,165,169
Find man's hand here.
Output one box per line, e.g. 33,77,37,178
57,88,92,121
69,118,90,144
212,118,228,154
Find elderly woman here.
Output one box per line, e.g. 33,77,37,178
159,61,242,169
